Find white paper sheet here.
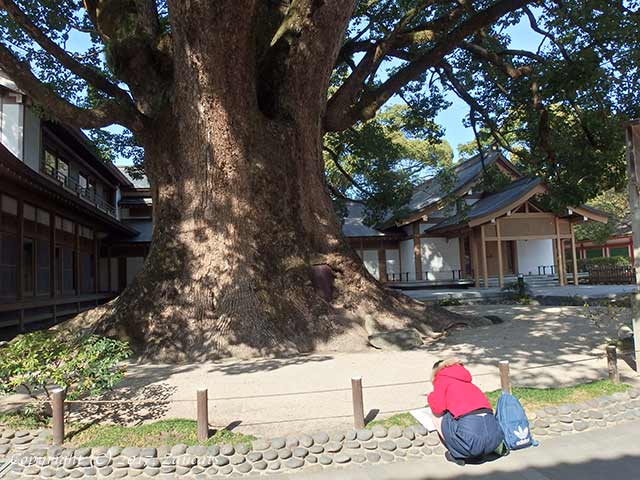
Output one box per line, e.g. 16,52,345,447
410,407,437,432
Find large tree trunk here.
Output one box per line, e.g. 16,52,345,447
74,1,439,360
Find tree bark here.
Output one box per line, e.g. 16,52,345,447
74,1,436,360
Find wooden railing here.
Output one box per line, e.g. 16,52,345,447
42,164,117,218
385,270,467,282
587,265,636,285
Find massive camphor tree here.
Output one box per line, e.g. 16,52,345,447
1,1,638,359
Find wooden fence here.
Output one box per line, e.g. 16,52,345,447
587,265,636,285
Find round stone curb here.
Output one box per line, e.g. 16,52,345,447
2,390,640,477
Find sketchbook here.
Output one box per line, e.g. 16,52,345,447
410,407,437,432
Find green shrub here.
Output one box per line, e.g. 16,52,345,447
578,256,630,270
0,331,131,401
437,295,463,306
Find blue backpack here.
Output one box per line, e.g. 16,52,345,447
495,392,536,450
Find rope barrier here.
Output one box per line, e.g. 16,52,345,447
0,350,619,407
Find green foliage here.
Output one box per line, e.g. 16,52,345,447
578,256,630,270
502,278,533,304
436,295,463,307
474,164,514,194
326,104,453,223
0,331,131,401
575,189,629,244
70,419,256,448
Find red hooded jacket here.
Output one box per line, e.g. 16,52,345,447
427,364,492,418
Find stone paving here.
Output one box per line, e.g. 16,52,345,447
1,388,640,478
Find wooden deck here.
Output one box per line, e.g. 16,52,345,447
0,293,115,330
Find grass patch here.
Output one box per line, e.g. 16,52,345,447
0,411,49,430
485,379,630,412
67,419,256,448
0,414,255,448
366,380,630,429
367,412,417,430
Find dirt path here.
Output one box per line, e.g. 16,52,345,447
3,305,637,438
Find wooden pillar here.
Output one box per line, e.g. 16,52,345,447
570,224,579,286
625,122,640,370
16,199,23,301
412,223,422,281
471,229,480,288
107,247,112,293
94,237,99,294
555,217,565,286
49,211,56,298
378,243,387,283
480,224,489,288
75,224,81,295
496,219,504,288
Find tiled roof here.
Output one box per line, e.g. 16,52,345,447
342,202,386,237
428,177,543,233
378,150,506,228
117,166,150,189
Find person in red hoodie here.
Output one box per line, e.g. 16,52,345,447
428,358,504,462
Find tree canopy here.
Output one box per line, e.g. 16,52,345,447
2,1,635,215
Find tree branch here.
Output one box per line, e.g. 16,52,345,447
83,0,171,113
323,145,370,196
326,181,367,205
329,1,464,122
462,41,534,79
0,0,132,103
325,0,533,132
523,6,571,62
439,60,519,156
0,43,142,130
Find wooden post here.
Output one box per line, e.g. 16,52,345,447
378,245,387,283
554,217,565,286
625,122,640,370
52,388,65,445
499,361,511,394
570,224,579,286
50,211,56,298
74,224,80,295
480,225,489,288
412,223,422,281
471,229,480,288
196,388,209,442
351,376,365,429
496,219,504,289
606,345,620,384
16,199,23,301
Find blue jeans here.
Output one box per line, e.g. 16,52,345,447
441,410,504,460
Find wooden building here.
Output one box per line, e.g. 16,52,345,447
344,151,607,288
0,70,152,330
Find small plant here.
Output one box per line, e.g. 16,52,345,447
437,295,463,306
502,277,532,304
0,330,131,404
